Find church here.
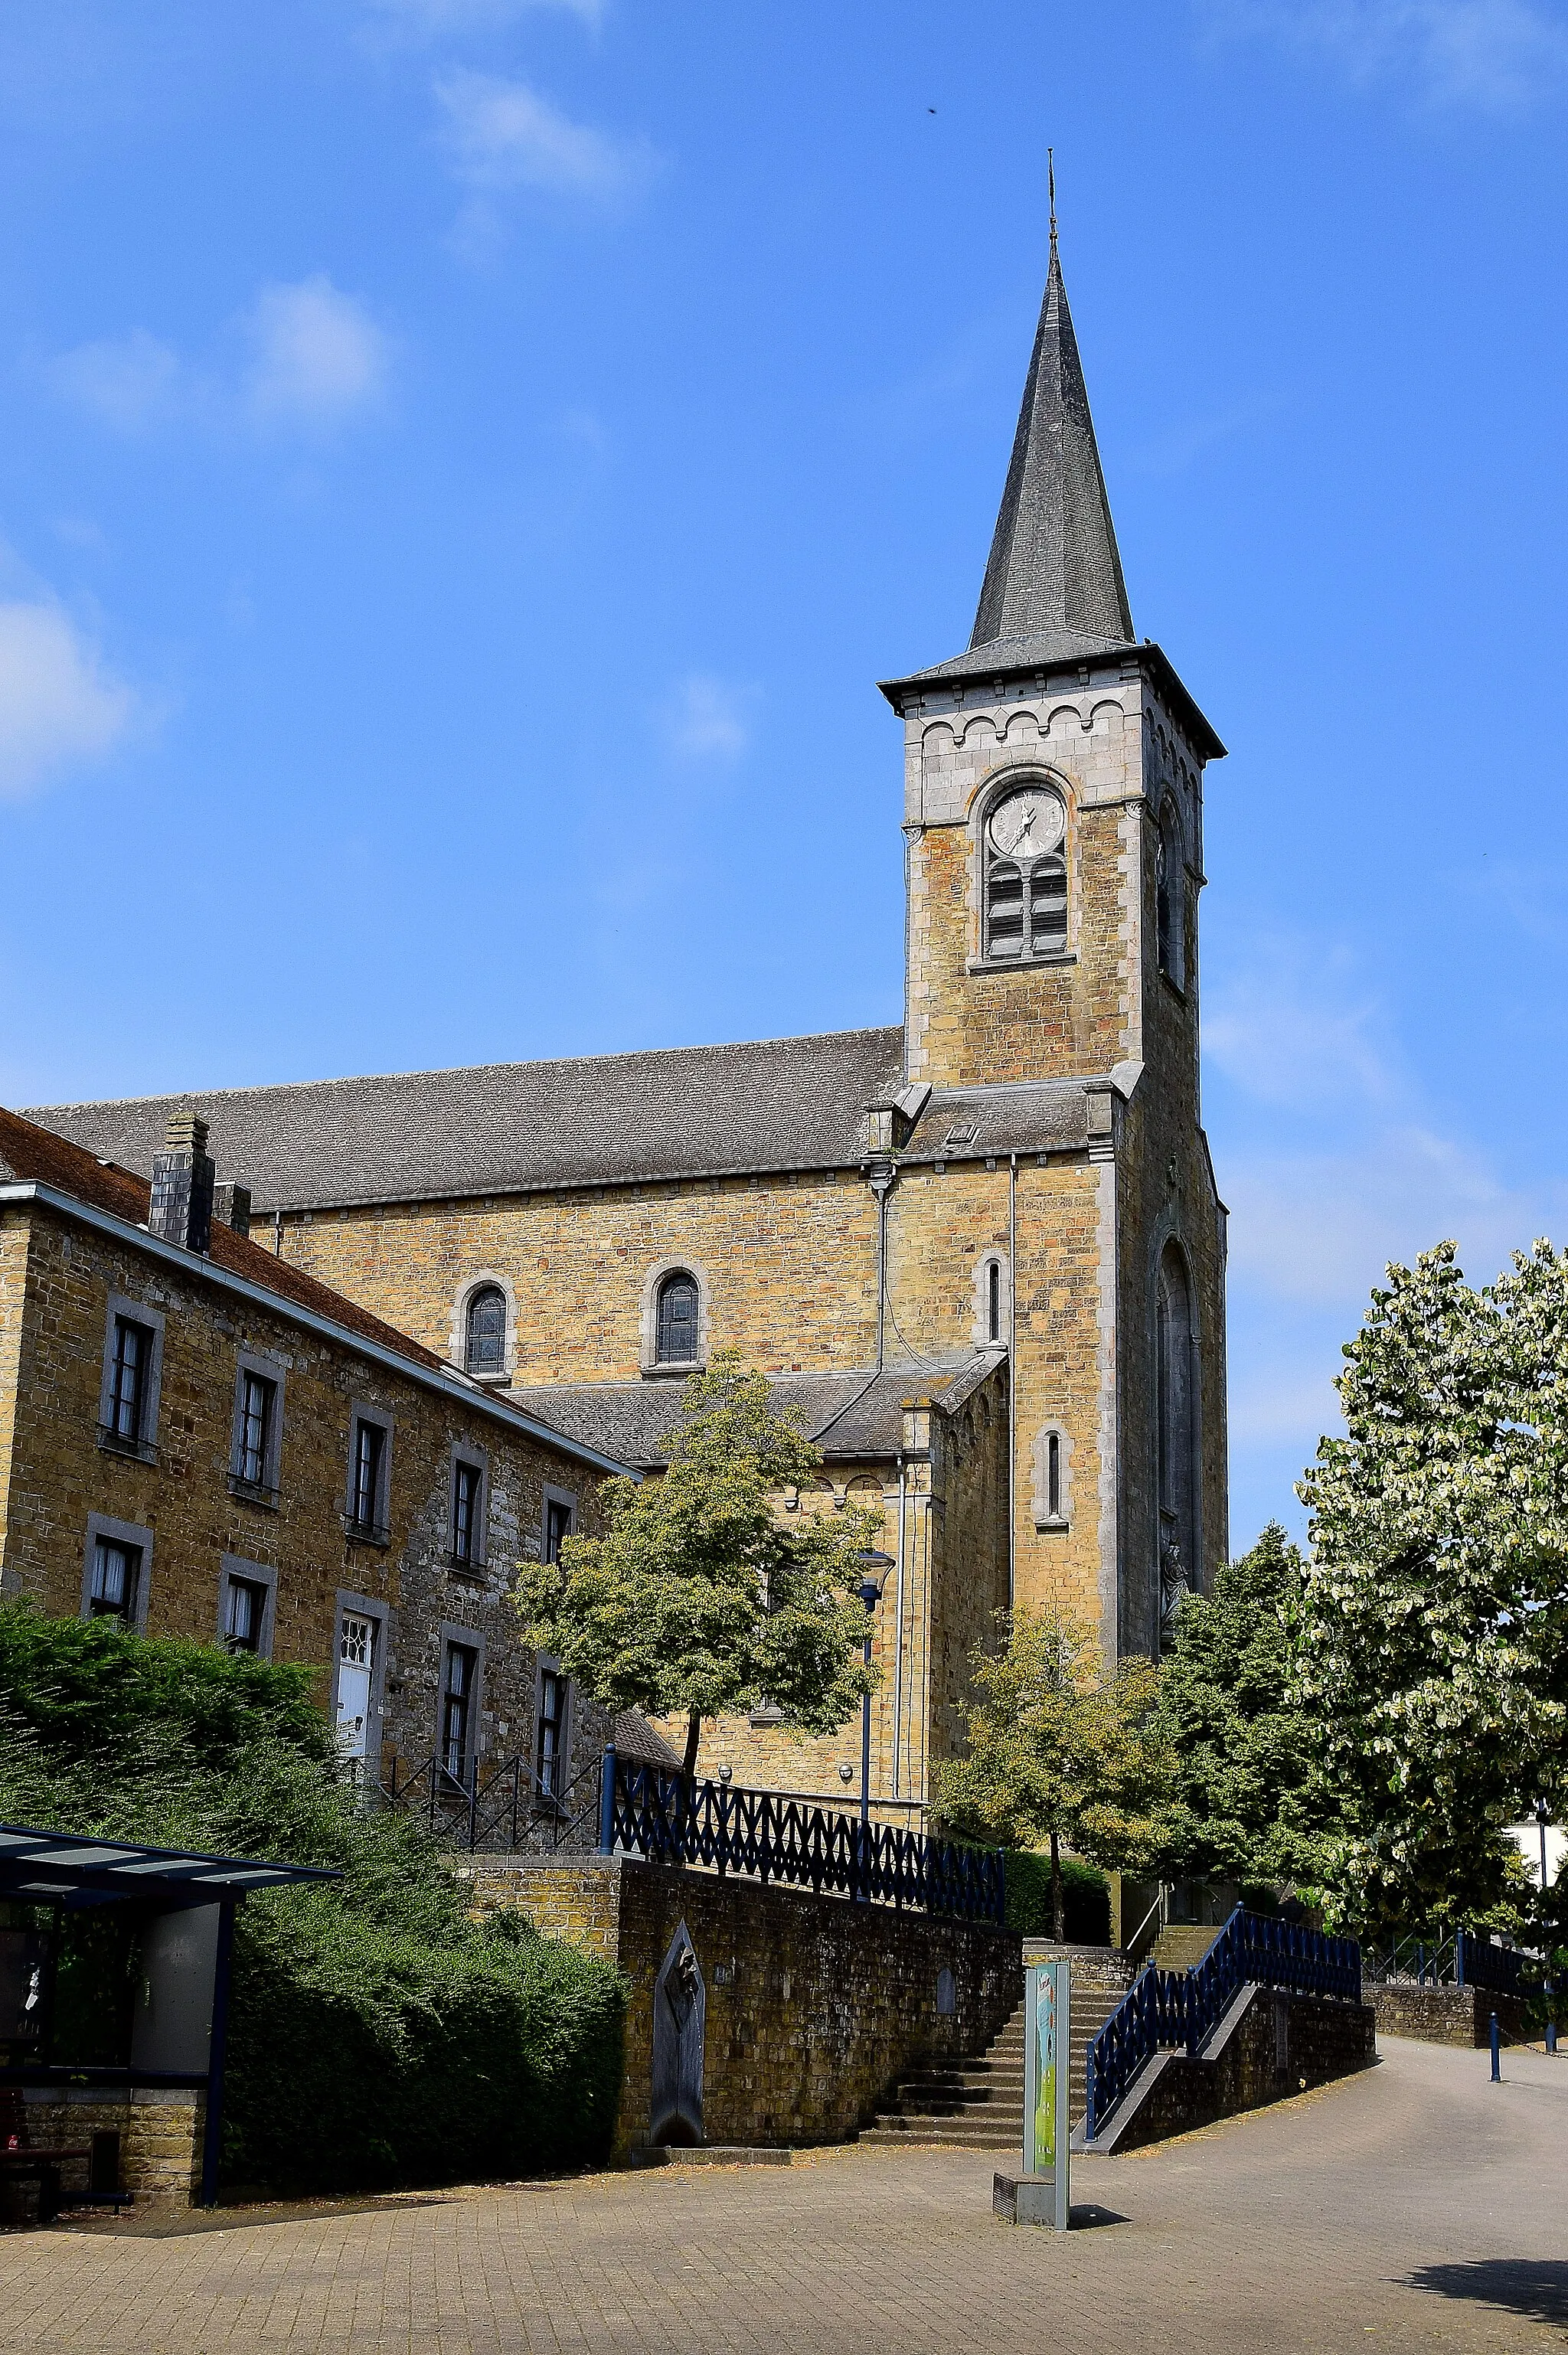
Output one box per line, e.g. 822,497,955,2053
31,227,1230,1814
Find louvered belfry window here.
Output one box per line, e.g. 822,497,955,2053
465,1285,506,1375
655,1272,700,1365
984,786,1067,960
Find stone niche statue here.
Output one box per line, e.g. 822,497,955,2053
1159,1533,1189,1647
649,1921,705,2147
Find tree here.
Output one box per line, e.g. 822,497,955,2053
932,1607,1174,1940
1295,1240,1568,1934
514,1353,880,1779
1155,1523,1325,1892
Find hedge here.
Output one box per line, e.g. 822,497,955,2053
0,1603,626,2192
1004,1849,1112,1944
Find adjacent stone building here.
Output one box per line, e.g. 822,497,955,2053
28,229,1230,1809
0,1105,634,1822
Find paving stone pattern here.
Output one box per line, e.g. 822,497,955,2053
0,2038,1562,2353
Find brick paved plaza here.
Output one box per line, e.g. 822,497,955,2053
0,2038,1562,2355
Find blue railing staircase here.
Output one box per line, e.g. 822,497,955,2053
1083,1906,1362,2142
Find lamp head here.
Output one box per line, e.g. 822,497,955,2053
854,1548,895,1609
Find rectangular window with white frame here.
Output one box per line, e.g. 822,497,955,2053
218,1556,277,1659
96,1295,165,1460
449,1445,488,1570
228,1352,286,1503
344,1403,393,1542
80,1514,152,1633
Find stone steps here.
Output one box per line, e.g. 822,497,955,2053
861,1958,1132,2151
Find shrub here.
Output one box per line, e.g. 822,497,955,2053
0,1603,626,2192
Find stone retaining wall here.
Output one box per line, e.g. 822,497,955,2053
461,1853,1021,2151
1370,1983,1530,2050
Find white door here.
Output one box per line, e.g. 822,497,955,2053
337,1612,375,1762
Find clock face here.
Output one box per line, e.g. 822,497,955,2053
988,788,1064,863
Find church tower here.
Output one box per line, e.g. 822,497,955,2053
879,220,1229,1661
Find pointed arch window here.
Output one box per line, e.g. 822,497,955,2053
985,785,1067,961
655,1271,701,1366
464,1285,507,1377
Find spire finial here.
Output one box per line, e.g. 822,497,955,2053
1048,146,1057,260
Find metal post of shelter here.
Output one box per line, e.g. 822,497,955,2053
198,1900,236,2209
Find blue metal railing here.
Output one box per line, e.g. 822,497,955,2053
1084,1907,1363,2141
597,1747,1008,1925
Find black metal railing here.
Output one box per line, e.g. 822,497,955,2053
1084,1906,1363,2141
375,1746,601,1854
597,1749,1007,1924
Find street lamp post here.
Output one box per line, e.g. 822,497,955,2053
853,1550,895,1891
1538,1798,1558,2056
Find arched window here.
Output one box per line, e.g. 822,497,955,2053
464,1284,507,1377
984,784,1067,962
655,1270,700,1366
1156,800,1184,987
1155,1240,1199,1645
988,1259,1001,1342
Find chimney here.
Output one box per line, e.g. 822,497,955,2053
212,1182,252,1241
149,1113,215,1253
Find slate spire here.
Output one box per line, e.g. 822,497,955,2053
970,207,1134,653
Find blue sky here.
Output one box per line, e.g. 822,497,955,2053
2,0,1566,1550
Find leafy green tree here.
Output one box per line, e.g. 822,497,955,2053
514,1353,880,1779
1296,1240,1568,1934
932,1607,1174,1940
1155,1523,1325,1891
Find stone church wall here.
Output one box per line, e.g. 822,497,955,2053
276,1167,883,1387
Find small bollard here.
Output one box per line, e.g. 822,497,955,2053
1490,2012,1501,2081
1547,2020,1559,2056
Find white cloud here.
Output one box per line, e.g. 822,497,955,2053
1200,0,1568,108
664,675,755,761
1206,942,1400,1115
436,70,654,201
1223,1125,1555,1305
48,328,182,433
47,279,390,442
0,601,135,800
243,277,390,426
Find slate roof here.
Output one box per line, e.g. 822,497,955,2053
970,234,1134,653
26,1028,908,1217
517,1352,1008,1471
0,1105,447,1368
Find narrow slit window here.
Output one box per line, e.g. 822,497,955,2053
1047,1432,1062,1520
987,1261,1002,1343
655,1272,700,1365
